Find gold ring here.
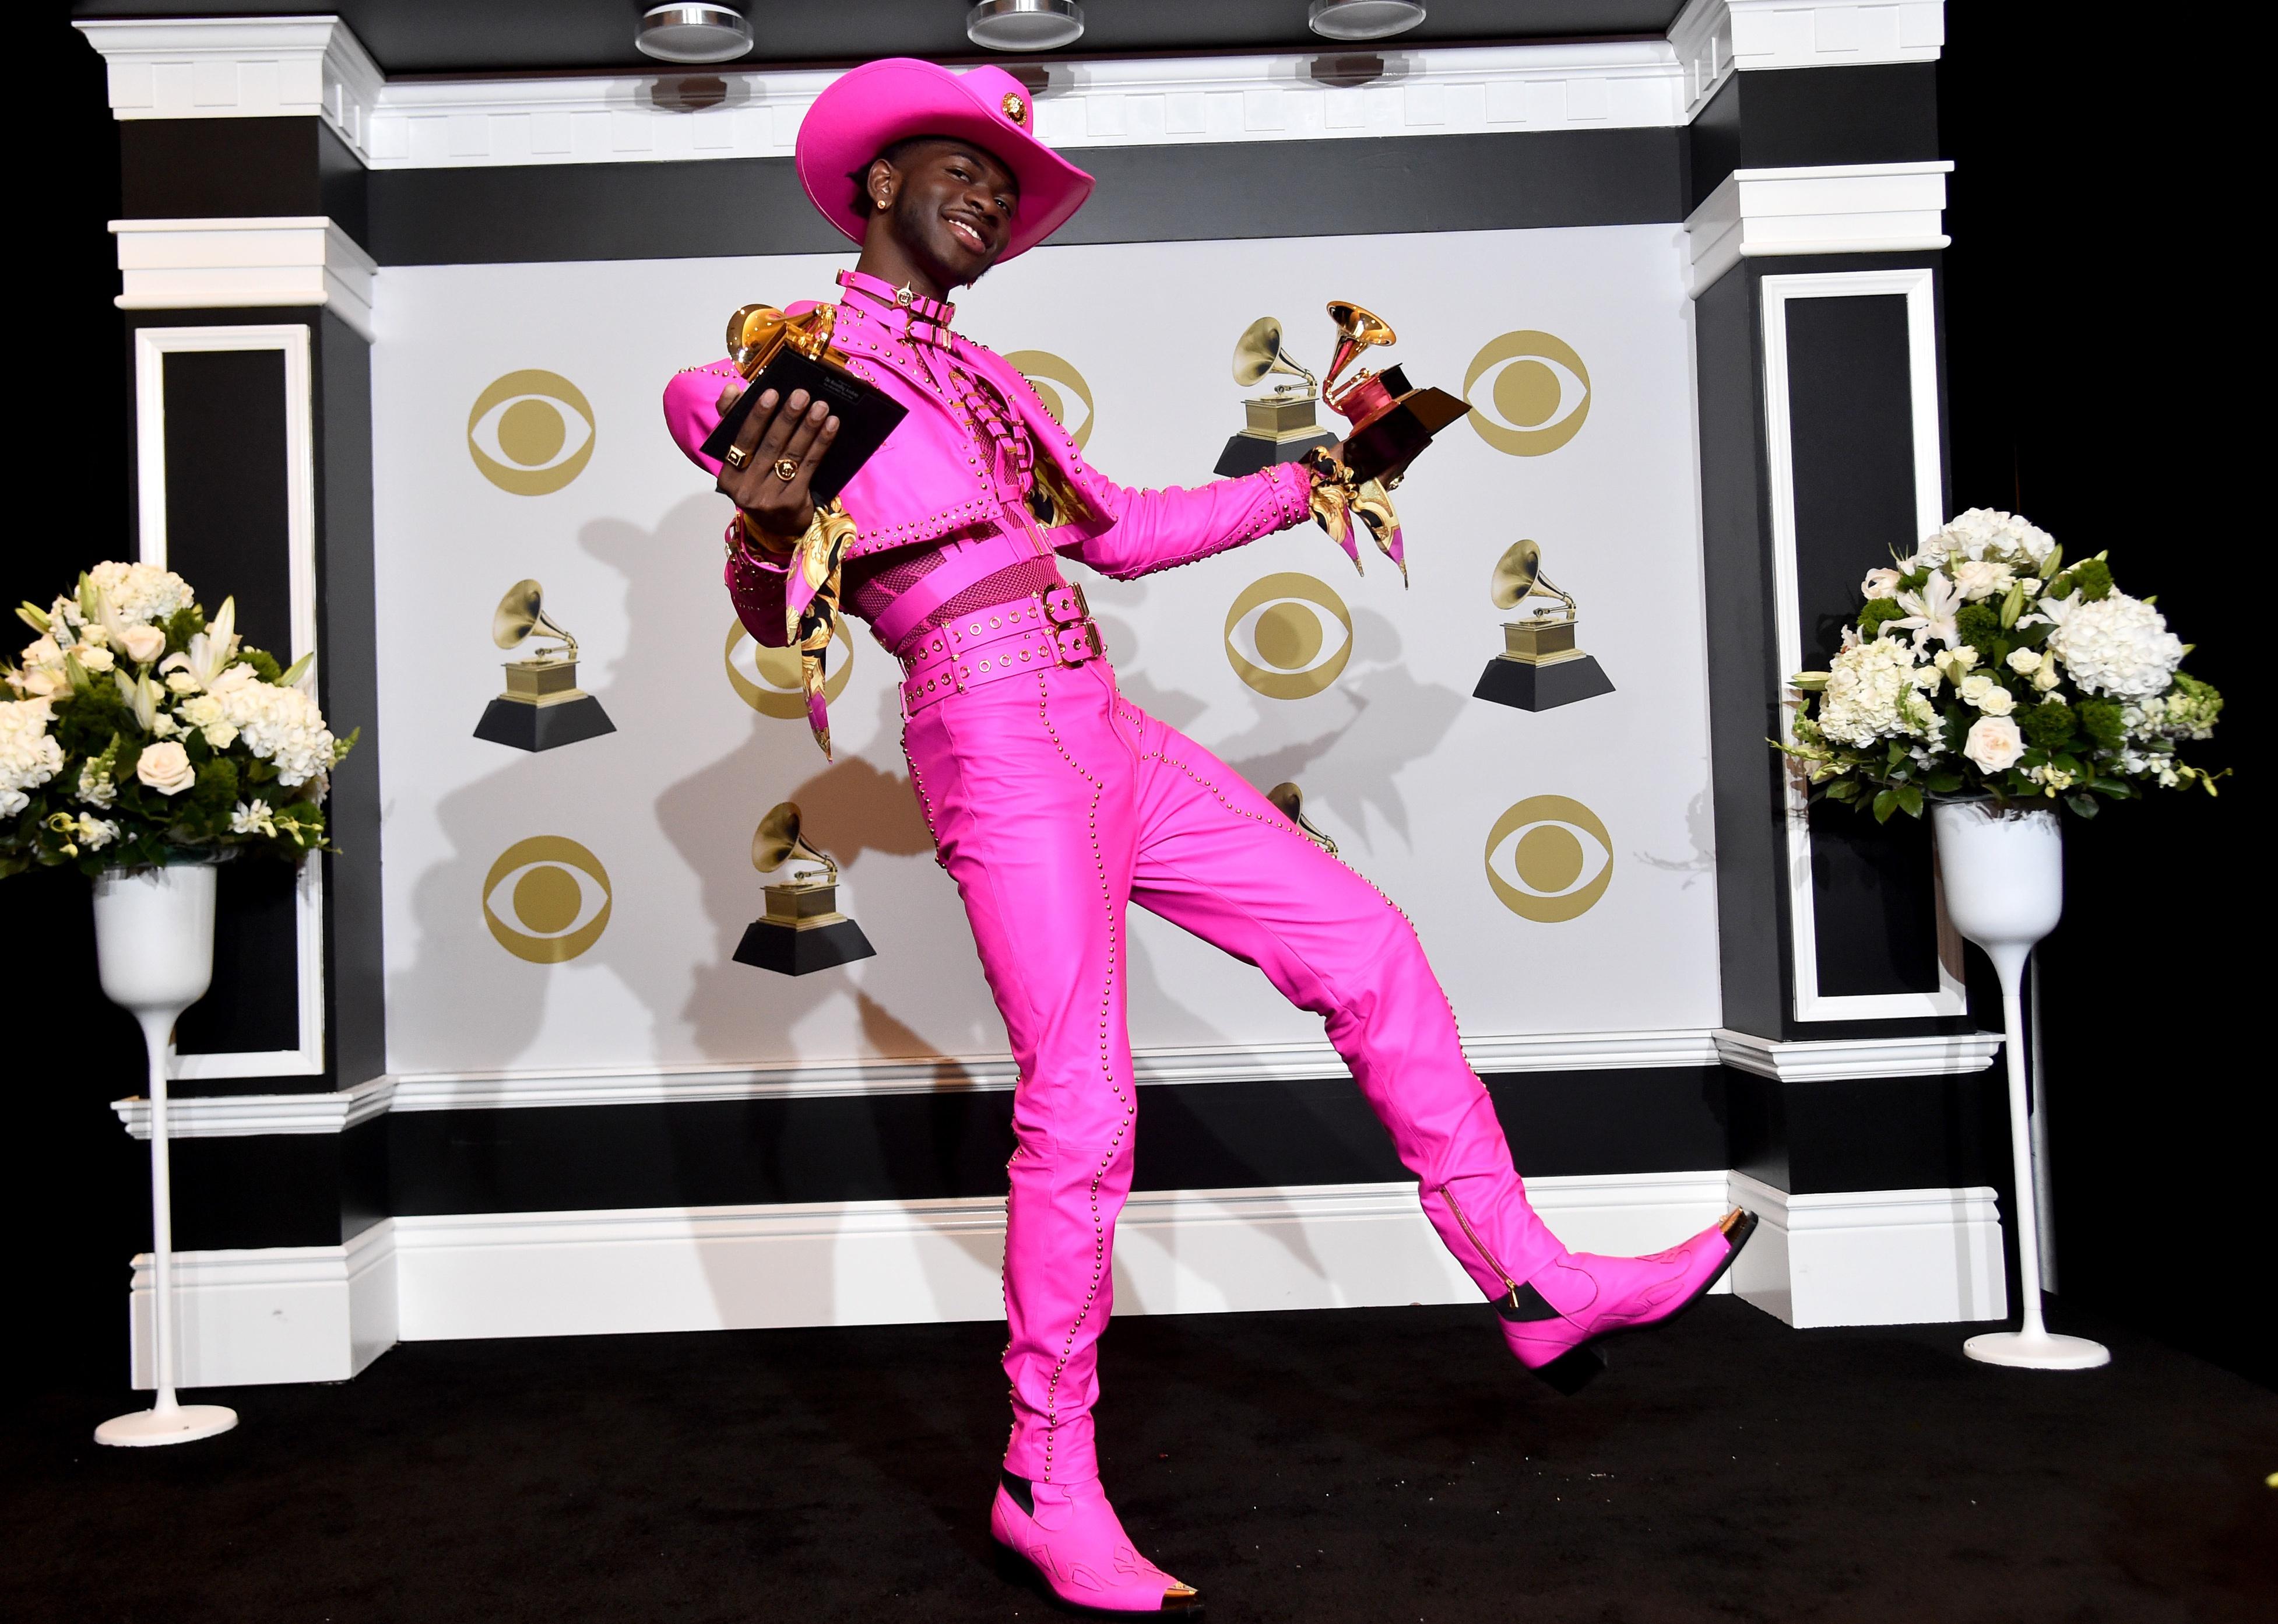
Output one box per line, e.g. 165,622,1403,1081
773,458,801,483
723,445,750,470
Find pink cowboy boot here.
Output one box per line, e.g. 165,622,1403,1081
992,1471,1204,1615
1496,1208,1759,1393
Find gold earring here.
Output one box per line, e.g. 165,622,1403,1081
876,192,891,210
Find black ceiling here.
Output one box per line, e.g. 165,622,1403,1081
69,2,1684,76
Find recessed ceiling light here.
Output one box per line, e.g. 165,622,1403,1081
1307,0,1427,43
968,0,1087,52
636,4,755,65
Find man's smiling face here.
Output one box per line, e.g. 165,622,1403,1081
877,139,1021,288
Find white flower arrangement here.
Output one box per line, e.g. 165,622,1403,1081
1,564,357,874
1780,509,2223,820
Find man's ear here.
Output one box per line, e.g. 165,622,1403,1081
864,156,897,209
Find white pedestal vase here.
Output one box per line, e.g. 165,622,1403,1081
90,861,240,1446
1930,799,2108,1372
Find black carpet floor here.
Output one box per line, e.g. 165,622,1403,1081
5,1298,2273,1623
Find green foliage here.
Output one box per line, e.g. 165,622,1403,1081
2018,702,2076,750
2059,558,2114,602
1953,603,2002,650
1858,597,1908,637
2076,698,2126,751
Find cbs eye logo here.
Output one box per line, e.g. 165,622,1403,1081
1465,332,1591,456
724,619,855,718
1225,573,1354,700
483,836,612,962
469,370,597,495
1483,796,1612,922
1004,350,1095,450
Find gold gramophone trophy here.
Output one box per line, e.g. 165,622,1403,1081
472,579,617,751
1471,539,1615,712
732,802,877,976
1214,317,1340,476
1316,301,1473,484
1265,782,1339,856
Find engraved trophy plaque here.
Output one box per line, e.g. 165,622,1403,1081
472,579,617,751
1471,539,1615,712
732,802,877,976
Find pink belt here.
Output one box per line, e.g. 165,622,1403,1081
898,583,1104,715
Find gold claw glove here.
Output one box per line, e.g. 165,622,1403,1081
744,498,857,759
1302,448,1408,585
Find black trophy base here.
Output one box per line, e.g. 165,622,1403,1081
1473,655,1615,712
474,694,616,752
1214,428,1337,477
733,915,877,976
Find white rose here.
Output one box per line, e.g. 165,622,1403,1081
1952,559,2016,602
2007,648,2043,674
119,624,168,666
1861,568,1903,600
149,712,179,737
1957,673,2018,715
164,671,201,695
1963,714,2024,773
178,694,224,729
2033,663,2061,691
203,720,239,751
134,740,196,795
77,645,116,674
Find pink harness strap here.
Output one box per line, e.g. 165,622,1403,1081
867,530,1046,652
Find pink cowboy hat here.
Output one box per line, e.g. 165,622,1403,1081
795,58,1095,262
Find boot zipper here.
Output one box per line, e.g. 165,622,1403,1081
1439,1182,1520,1297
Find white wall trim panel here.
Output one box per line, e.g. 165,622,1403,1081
132,323,327,1079
1725,1170,2004,1327
74,15,382,158
113,1074,397,1140
1713,1029,1999,1081
1726,1,1945,73
391,1173,1732,1344
128,1218,396,1389
1757,269,1962,1024
113,216,377,340
384,1029,1724,1113
1686,160,1952,293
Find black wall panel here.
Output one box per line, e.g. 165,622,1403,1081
120,117,368,241
1685,64,1943,212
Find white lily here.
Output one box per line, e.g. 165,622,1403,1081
1890,571,1962,651
159,595,239,693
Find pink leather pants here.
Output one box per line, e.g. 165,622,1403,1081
902,657,1562,1485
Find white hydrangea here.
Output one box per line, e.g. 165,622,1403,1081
2048,592,2185,697
87,561,194,627
1,696,64,817
1915,508,2057,568
209,666,336,786
1818,635,1939,747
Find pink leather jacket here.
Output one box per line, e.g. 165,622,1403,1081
662,272,1316,653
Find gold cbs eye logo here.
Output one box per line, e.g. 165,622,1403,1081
1465,332,1591,456
724,620,855,718
1004,350,1095,450
469,370,597,495
483,836,613,962
1484,796,1613,922
1224,573,1354,700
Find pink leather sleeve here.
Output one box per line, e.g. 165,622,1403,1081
662,357,740,477
1056,461,1316,582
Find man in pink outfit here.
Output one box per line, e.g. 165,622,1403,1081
662,57,1755,1618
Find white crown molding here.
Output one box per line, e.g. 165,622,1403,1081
1727,1,1945,73
1685,159,1952,291
75,15,383,159
1727,1170,2003,1327
1713,1029,2001,1081
1668,0,1739,117
111,216,378,339
113,1074,396,1140
384,1029,1722,1113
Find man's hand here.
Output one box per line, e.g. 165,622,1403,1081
714,379,841,542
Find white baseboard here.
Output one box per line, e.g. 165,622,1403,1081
125,1169,2010,1387
129,1218,396,1390
1725,1170,2005,1328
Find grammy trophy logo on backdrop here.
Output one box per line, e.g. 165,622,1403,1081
733,803,877,976
725,619,855,718
483,836,613,962
1004,351,1095,450
1484,796,1612,923
468,370,597,494
1225,573,1354,699
474,580,617,751
1465,332,1591,456
1471,539,1615,712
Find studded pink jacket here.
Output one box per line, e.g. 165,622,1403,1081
662,271,1316,652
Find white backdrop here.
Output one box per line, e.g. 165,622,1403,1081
370,224,1720,1078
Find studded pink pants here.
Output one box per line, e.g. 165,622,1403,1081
902,659,1564,1485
